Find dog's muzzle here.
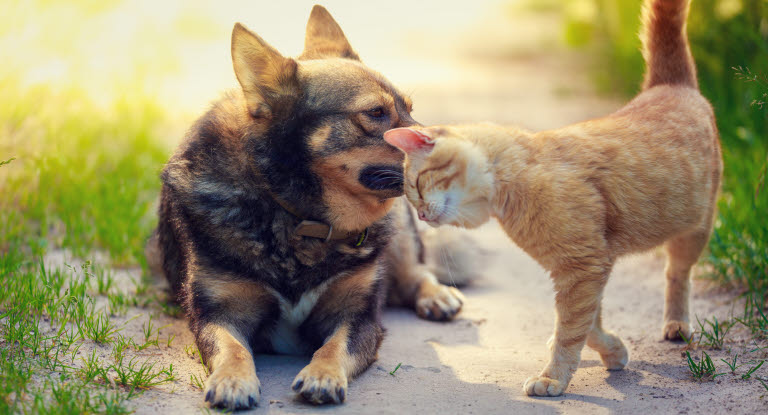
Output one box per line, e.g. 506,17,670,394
358,165,404,195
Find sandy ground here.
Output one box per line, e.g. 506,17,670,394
47,224,768,414
38,2,767,414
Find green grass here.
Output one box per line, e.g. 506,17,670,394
0,39,176,415
186,345,209,391
695,316,732,350
0,2,184,409
0,78,170,264
0,249,177,413
111,356,176,391
389,362,403,376
557,0,768,337
721,353,741,374
741,360,764,380
685,350,725,381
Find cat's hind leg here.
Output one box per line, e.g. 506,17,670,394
586,304,628,370
524,259,612,397
662,227,710,341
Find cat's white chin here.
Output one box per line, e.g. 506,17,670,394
448,199,491,229
425,220,442,228
451,216,487,229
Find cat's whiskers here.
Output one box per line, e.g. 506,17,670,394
438,243,460,288
443,204,471,227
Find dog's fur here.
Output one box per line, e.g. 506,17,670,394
147,6,465,409
384,0,721,397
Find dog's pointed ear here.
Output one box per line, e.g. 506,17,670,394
384,128,436,154
232,23,300,119
300,5,360,61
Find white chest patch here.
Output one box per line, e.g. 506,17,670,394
268,279,333,355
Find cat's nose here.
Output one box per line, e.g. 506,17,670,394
418,210,427,221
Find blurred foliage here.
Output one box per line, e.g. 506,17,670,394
559,0,768,306
0,77,170,265
0,1,180,265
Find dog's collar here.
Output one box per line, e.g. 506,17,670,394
267,191,369,245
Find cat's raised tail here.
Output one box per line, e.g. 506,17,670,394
641,0,698,90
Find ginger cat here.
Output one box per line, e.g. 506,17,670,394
383,0,721,397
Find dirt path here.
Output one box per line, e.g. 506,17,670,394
55,2,766,413
116,226,763,414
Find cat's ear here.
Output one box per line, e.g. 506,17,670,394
384,128,435,154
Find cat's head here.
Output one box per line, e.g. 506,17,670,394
384,126,494,228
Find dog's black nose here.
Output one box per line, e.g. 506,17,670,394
358,165,404,191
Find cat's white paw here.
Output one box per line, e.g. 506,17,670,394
524,375,565,397
415,281,464,321
663,320,692,341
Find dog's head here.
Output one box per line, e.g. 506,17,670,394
232,6,417,232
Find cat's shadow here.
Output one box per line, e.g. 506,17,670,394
562,359,687,408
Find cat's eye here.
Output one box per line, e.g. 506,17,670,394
365,107,386,119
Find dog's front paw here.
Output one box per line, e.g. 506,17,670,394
292,361,348,405
663,320,692,341
204,365,261,410
416,280,464,321
523,375,566,397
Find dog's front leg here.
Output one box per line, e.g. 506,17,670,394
187,276,274,410
291,319,380,404
199,323,261,410
290,263,384,404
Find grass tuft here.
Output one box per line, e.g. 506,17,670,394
80,311,119,344
111,355,176,391
720,354,741,374
741,360,764,380
685,350,725,381
190,373,206,390
695,316,731,350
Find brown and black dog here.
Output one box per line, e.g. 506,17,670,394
146,5,467,410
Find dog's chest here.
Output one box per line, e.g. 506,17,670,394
267,280,332,355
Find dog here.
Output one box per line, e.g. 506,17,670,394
146,5,469,409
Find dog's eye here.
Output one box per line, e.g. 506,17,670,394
365,107,386,119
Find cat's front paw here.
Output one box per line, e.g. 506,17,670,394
204,365,261,409
523,375,566,397
663,320,692,341
415,280,464,321
292,360,348,405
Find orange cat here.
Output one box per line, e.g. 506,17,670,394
384,0,721,397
